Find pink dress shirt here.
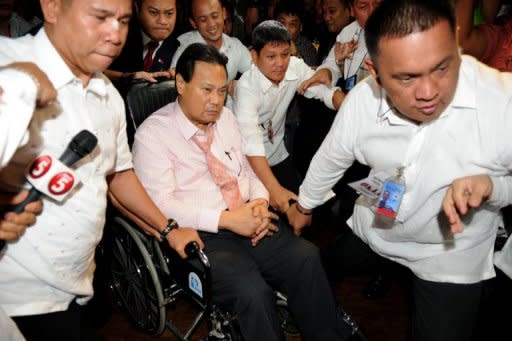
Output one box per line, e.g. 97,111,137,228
132,101,269,233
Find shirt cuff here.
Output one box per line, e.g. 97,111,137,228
197,207,221,233
243,142,266,157
250,187,269,202
298,189,336,210
317,64,340,87
1,68,39,104
488,176,512,208
323,86,341,110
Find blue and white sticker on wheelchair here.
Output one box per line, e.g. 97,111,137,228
188,272,203,298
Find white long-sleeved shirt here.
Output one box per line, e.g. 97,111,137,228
171,31,251,83
0,69,37,168
233,57,338,166
298,56,512,284
0,30,132,316
318,21,369,86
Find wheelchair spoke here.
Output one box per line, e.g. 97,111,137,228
108,220,166,334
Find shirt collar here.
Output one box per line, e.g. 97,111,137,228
141,30,163,49
33,28,108,97
174,101,212,141
187,30,227,52
449,57,476,110
255,59,300,94
375,57,475,125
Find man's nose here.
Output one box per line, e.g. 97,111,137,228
106,19,123,44
156,13,169,25
416,76,438,101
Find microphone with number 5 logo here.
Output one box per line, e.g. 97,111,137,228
12,130,98,213
0,130,97,250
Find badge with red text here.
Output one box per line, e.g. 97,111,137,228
348,171,391,200
26,154,80,202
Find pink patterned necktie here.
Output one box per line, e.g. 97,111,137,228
192,125,244,210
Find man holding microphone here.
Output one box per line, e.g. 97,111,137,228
0,1,203,340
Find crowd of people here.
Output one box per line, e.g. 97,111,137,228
1,0,511,340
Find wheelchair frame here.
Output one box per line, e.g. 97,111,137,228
108,214,239,340
107,214,299,340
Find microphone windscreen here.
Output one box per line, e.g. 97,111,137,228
69,130,98,158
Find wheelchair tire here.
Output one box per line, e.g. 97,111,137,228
109,216,167,336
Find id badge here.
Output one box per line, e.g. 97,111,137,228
375,179,405,220
260,120,274,144
344,74,357,92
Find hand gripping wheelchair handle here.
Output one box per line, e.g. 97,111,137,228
185,241,210,269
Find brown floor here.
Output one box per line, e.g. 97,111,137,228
96,202,409,341
98,274,408,341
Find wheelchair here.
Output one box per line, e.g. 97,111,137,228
105,80,299,340
107,214,299,340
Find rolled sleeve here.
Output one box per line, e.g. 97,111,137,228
232,81,266,157
112,98,133,173
0,68,37,167
316,45,342,86
303,84,339,110
488,176,512,208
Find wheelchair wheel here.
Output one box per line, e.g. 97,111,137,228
276,292,300,336
109,216,167,336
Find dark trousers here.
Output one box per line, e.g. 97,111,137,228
271,157,302,194
12,300,101,341
199,221,352,341
410,275,484,341
324,226,509,341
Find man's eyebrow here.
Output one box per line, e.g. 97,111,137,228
391,56,454,78
430,55,453,72
90,7,132,19
148,6,175,12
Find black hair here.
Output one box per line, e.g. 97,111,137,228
273,0,304,22
251,20,291,53
175,43,228,82
188,0,222,19
365,0,456,62
322,0,352,9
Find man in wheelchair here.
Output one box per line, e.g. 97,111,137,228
132,43,356,341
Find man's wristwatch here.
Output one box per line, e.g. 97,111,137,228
160,219,179,240
295,203,313,216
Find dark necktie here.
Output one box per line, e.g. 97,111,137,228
143,40,159,71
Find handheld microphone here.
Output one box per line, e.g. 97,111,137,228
13,130,98,213
0,130,97,249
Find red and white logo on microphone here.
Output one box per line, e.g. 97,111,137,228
26,154,80,202
28,155,53,179
48,171,75,195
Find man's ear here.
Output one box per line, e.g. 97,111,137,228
134,0,140,15
365,59,381,86
250,49,258,64
175,74,185,95
222,7,227,21
189,17,197,30
40,0,61,24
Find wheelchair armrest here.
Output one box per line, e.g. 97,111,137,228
185,241,210,269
